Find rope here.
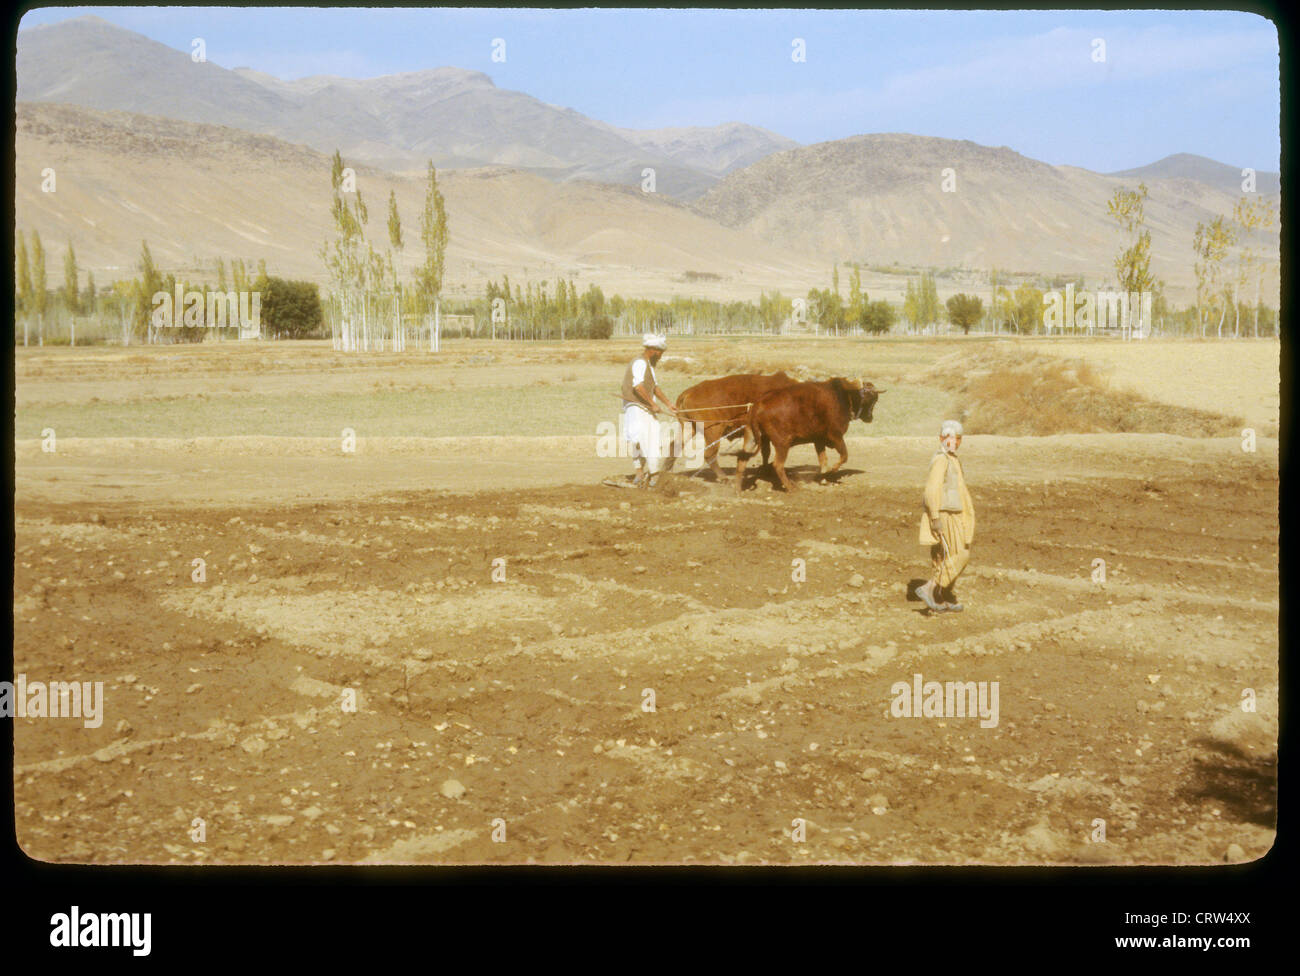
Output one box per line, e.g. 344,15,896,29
698,423,749,455
681,422,753,478
611,395,753,414
674,402,754,414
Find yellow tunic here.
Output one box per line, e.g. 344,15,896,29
918,451,975,587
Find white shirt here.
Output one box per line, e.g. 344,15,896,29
631,358,655,388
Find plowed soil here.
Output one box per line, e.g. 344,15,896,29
13,440,1278,865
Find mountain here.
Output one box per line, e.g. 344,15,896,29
1110,153,1280,197
16,15,1278,305
13,102,824,301
17,15,791,199
600,122,800,177
694,134,1279,296
16,15,300,134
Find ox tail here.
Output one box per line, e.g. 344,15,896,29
674,393,696,440
741,402,761,456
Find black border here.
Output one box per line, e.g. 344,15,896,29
5,0,1290,958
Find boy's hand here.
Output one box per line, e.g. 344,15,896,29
930,519,942,538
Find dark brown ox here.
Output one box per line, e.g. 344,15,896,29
675,371,799,479
735,377,884,493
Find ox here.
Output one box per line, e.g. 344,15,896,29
735,377,883,493
675,371,799,479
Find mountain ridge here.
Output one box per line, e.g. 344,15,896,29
15,15,1279,306
18,14,792,198
14,101,825,302
1109,153,1280,196
694,133,1278,297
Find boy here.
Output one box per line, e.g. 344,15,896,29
917,420,974,613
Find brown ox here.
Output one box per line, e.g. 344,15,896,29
735,377,884,493
675,371,799,479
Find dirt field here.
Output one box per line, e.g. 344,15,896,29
12,338,1279,865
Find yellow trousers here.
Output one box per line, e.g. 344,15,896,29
931,511,970,588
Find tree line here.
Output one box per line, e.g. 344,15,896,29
17,167,1276,345
13,230,322,345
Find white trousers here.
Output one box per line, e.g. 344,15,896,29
623,403,677,473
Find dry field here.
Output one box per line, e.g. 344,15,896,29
12,336,1279,865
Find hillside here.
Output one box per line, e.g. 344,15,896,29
695,134,1279,300
14,102,824,301
17,14,790,199
600,122,799,176
16,14,1279,307
1110,153,1280,196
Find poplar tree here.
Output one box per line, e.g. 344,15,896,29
416,160,449,352
917,272,939,331
903,279,919,332
387,189,404,347
16,230,32,345
1233,196,1277,338
988,267,1002,333
847,264,865,332
32,231,48,346
320,150,369,349
64,241,80,316
1107,183,1156,300
135,240,162,342
387,190,404,254
1193,216,1233,338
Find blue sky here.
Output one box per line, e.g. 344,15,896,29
20,6,1280,173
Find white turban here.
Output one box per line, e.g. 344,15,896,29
643,333,667,350
940,420,963,438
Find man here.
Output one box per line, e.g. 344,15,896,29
917,420,975,613
621,333,678,487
